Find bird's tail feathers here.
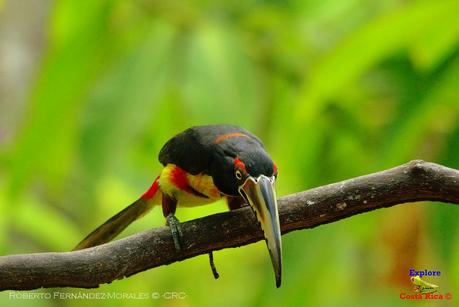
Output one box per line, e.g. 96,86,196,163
73,198,155,250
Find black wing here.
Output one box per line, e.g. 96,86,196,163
158,125,263,175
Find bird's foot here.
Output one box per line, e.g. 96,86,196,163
166,213,183,251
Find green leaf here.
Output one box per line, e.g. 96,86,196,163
184,23,259,128
79,22,176,180
11,195,80,251
295,0,459,123
6,1,118,198
410,10,459,72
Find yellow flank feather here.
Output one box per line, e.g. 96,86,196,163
159,164,223,207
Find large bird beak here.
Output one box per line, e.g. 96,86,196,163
238,175,282,287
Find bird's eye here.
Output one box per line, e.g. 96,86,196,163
235,170,243,180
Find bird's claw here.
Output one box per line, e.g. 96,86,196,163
166,213,182,251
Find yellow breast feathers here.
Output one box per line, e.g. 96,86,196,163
158,164,222,207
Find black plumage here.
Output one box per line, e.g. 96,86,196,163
159,125,276,195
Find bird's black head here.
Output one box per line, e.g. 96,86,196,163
209,138,278,196
209,132,282,287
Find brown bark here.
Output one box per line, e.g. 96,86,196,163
0,160,458,291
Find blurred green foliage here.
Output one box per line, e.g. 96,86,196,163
1,0,459,306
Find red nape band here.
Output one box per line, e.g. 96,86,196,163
273,162,278,174
214,132,249,144
141,176,160,200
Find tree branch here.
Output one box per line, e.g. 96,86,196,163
1,160,459,291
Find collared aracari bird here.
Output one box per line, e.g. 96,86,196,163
74,124,282,287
